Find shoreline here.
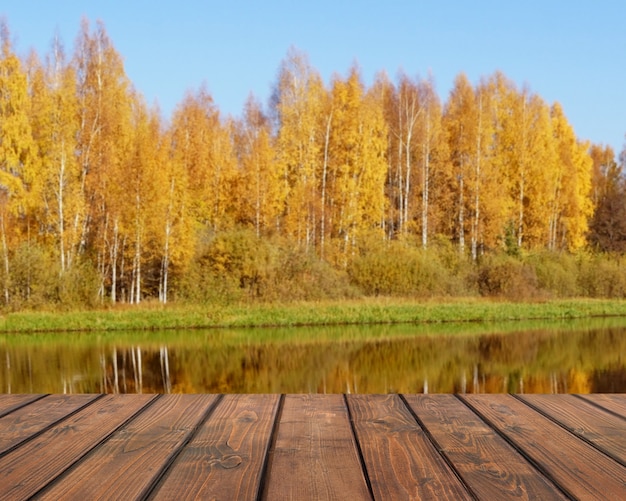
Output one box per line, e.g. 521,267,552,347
1,297,626,334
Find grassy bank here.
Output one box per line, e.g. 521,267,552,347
1,297,626,333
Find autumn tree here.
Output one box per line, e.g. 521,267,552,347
158,126,193,304
587,144,624,251
443,73,472,254
548,103,593,251
326,66,387,265
381,72,446,248
73,19,134,301
170,86,237,233
382,71,422,238
0,22,36,304
414,76,446,248
233,94,283,237
443,74,504,257
271,47,326,250
115,97,168,303
487,74,559,251
27,36,83,274
512,91,557,249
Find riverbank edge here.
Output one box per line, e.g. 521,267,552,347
1,298,626,333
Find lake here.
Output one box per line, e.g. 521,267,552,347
1,317,625,394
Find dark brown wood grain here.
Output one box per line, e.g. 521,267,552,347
461,394,626,501
404,394,567,500
0,393,45,417
37,394,218,501
518,393,626,464
0,394,623,500
579,393,626,418
0,393,100,456
347,394,472,500
0,393,156,501
263,394,372,501
152,393,280,501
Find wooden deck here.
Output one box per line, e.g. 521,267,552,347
0,394,624,500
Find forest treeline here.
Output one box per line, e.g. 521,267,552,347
1,19,626,309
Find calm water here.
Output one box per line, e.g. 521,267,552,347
1,318,625,394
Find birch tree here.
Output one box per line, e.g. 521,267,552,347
443,74,499,256
28,37,83,273
233,95,282,237
271,47,325,249
415,76,445,248
0,23,36,304
549,103,593,250
73,19,134,301
383,72,422,237
170,86,237,233
327,66,387,265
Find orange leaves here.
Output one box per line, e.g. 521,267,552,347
0,24,33,208
171,86,237,232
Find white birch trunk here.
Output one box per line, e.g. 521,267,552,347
1,216,9,305
58,147,66,272
110,219,119,304
471,96,483,261
458,172,465,254
421,109,431,249
320,110,332,258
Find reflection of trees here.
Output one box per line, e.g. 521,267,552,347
99,346,174,393
0,344,180,393
99,346,148,393
591,365,626,393
0,325,625,393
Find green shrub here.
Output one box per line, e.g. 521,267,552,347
525,251,579,298
577,253,626,298
176,260,244,305
56,259,101,309
175,230,357,304
204,228,275,298
348,238,469,297
6,243,59,310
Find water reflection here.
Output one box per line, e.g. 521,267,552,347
1,319,625,393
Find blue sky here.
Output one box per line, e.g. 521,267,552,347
2,1,625,153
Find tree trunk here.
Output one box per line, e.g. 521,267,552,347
110,218,119,304
458,171,465,254
421,111,431,249
160,178,176,304
320,110,332,258
0,215,9,305
471,98,483,261
58,146,66,272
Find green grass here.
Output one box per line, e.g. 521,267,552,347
1,297,626,333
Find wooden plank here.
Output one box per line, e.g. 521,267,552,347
152,394,280,501
36,394,218,500
0,394,46,417
0,393,156,501
461,394,626,501
347,394,472,500
0,393,100,456
579,394,626,418
404,394,567,500
263,394,372,501
518,394,626,464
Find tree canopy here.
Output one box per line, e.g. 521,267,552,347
0,19,624,306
